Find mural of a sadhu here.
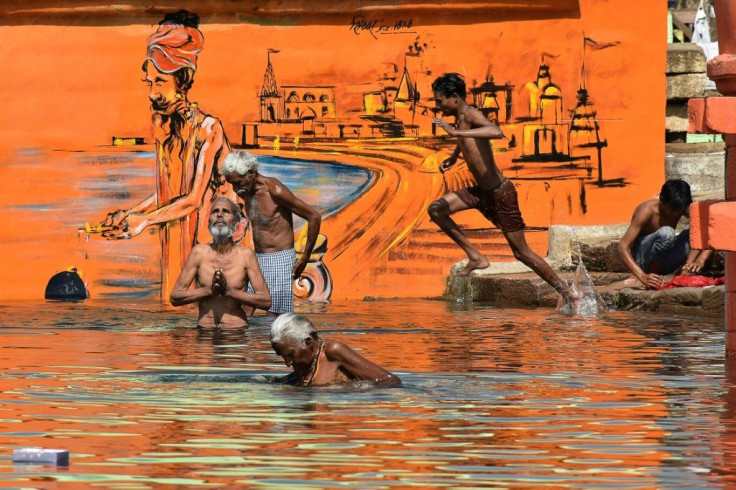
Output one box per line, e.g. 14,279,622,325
99,10,234,302
0,1,665,302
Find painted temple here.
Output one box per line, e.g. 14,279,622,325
253,48,614,189
503,58,612,186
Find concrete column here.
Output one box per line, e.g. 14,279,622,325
689,1,736,356
728,134,736,196
728,254,736,355
728,134,736,356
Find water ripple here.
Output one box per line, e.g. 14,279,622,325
0,299,730,487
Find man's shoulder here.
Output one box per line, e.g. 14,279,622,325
263,176,294,201
262,175,285,188
192,242,210,252
467,106,489,123
236,245,257,258
323,340,351,360
634,199,658,215
190,243,210,258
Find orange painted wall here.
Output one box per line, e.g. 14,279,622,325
0,1,666,301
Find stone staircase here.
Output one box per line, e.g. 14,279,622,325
386,228,530,264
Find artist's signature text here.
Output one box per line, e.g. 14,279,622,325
350,15,414,39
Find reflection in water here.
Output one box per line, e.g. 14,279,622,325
0,299,730,486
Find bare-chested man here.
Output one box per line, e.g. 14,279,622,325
429,72,578,305
270,313,401,387
170,197,271,327
101,10,232,302
618,179,713,290
221,151,322,316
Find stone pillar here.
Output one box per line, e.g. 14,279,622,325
688,0,736,356
721,6,736,357
727,133,736,354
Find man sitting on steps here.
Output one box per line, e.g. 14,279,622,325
618,179,713,290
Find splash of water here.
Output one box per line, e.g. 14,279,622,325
558,234,610,318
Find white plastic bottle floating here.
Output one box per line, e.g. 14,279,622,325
12,448,70,466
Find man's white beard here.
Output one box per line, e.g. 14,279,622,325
210,223,234,244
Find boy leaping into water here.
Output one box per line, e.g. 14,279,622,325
428,72,579,305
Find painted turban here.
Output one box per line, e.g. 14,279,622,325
145,22,204,74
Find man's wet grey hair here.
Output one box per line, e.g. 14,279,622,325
270,313,317,349
222,150,259,176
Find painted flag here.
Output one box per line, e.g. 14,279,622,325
584,37,620,50
268,48,280,54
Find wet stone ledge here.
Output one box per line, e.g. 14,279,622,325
446,271,725,318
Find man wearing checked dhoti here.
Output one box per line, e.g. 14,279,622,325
222,151,322,316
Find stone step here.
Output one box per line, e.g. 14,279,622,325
570,237,628,272
446,271,725,317
564,236,724,275
387,250,513,264
667,43,707,74
665,142,726,196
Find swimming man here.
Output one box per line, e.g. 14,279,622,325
270,313,401,387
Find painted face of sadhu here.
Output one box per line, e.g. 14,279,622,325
143,20,203,115
143,63,182,115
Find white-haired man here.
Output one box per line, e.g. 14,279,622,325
170,197,271,327
222,151,322,316
269,313,401,387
